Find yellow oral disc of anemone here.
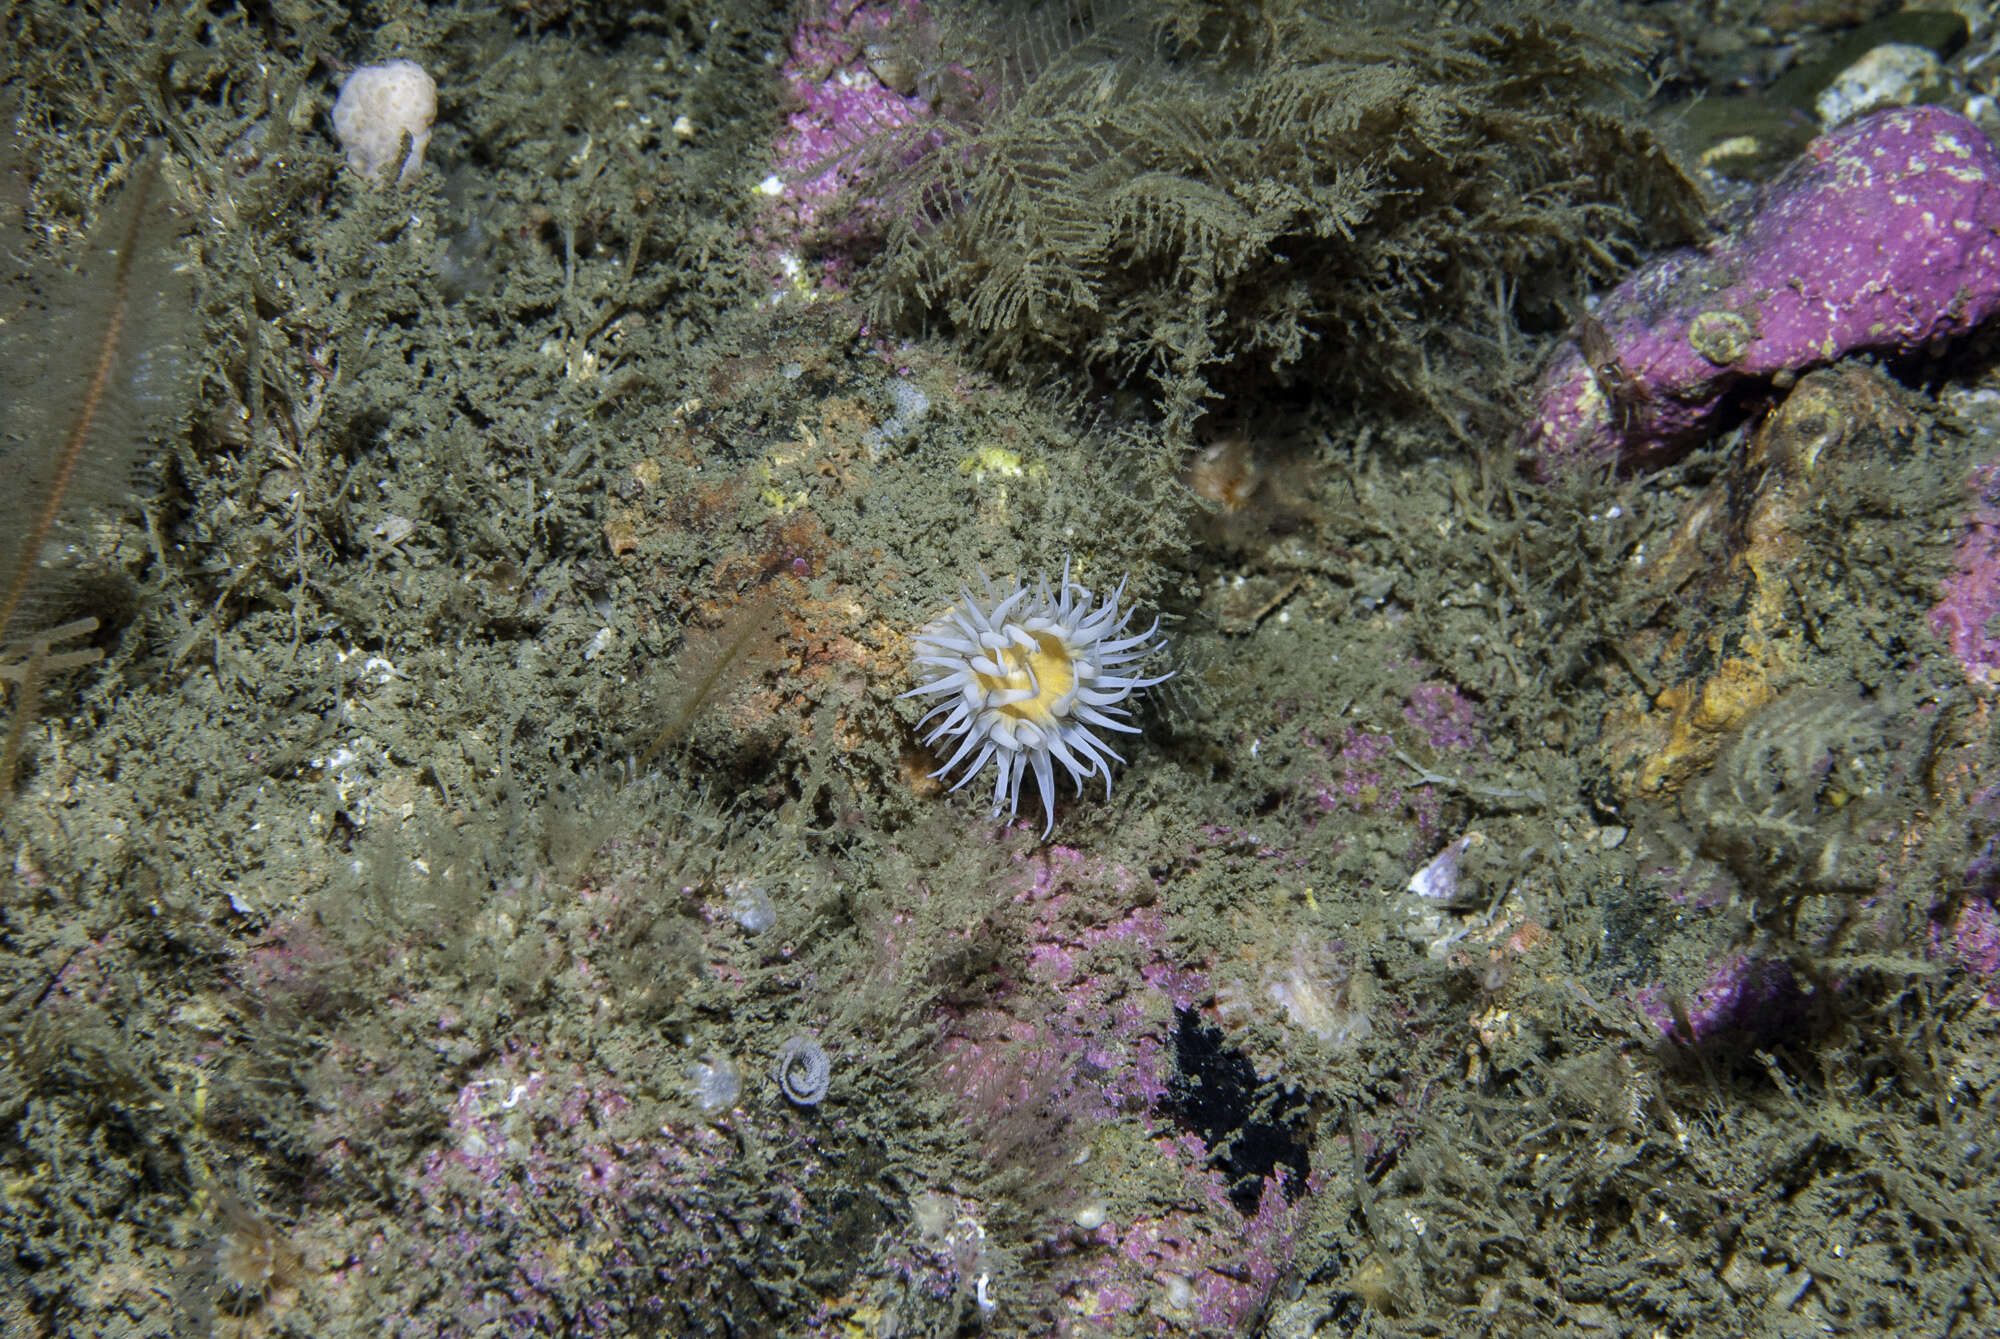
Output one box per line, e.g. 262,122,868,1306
978,633,1076,727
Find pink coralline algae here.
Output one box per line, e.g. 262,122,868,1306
1522,106,2000,475
931,845,1310,1334
1639,953,1811,1044
405,1047,750,1331
1309,725,1455,857
1933,460,2000,686
765,1,935,263
1069,1157,1308,1334
1937,818,2000,1004
1403,680,1485,755
1941,895,2000,1006
934,846,1194,1131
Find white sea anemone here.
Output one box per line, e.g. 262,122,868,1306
903,562,1171,836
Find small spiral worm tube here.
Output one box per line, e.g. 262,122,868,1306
774,1034,831,1106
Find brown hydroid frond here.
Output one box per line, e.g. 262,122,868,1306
639,593,785,769
0,133,194,792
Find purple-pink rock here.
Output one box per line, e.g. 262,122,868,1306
1522,106,2000,475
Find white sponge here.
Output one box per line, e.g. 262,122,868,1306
332,60,437,185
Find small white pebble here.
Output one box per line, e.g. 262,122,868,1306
1073,1203,1107,1231
1815,43,1942,128
672,114,695,139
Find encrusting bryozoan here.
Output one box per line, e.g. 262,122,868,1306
903,562,1171,837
